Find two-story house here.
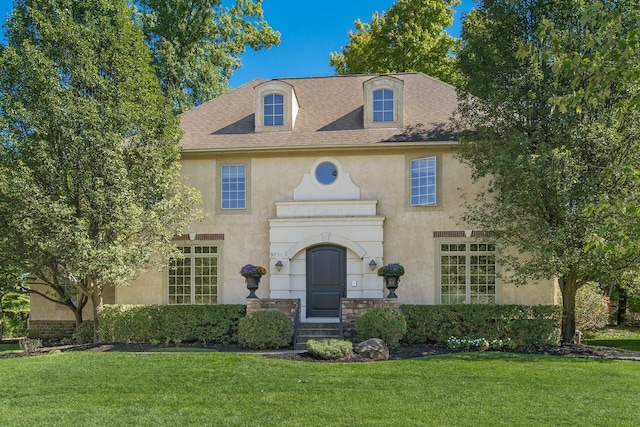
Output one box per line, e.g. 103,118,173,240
29,73,555,331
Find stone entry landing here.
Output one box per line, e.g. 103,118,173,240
246,298,399,350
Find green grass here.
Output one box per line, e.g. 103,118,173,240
0,342,20,355
1,351,639,426
584,327,640,351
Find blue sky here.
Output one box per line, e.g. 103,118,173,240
0,0,474,89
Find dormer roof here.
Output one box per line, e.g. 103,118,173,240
179,72,457,152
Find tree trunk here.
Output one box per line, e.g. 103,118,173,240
89,283,103,344
558,274,579,344
617,286,628,326
0,300,4,342
72,304,83,328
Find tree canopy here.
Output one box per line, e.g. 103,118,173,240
135,0,280,114
0,0,200,338
453,0,640,342
330,0,461,86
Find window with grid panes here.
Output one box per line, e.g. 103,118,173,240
263,93,284,126
410,157,437,206
168,246,218,304
373,89,394,122
440,243,496,304
221,164,246,209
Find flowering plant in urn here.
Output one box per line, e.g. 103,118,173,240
377,263,405,277
240,264,266,277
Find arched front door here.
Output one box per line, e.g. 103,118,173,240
306,245,346,318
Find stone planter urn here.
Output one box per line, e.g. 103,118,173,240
245,275,260,299
240,264,266,299
383,275,400,298
377,263,404,299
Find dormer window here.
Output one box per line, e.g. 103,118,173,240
373,89,394,122
264,93,284,126
254,80,299,132
363,76,404,128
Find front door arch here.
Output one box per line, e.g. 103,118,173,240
306,245,346,318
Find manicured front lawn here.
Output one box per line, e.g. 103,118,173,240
0,342,20,355
1,351,639,426
584,327,640,351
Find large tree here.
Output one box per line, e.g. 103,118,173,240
0,253,24,341
0,0,199,340
453,0,640,343
135,0,280,114
329,0,460,86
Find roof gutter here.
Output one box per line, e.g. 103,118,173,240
180,140,458,157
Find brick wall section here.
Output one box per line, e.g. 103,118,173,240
341,298,399,340
246,299,301,329
27,320,76,340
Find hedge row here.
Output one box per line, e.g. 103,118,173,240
401,304,561,346
97,303,561,347
99,304,246,345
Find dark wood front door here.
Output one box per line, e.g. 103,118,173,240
306,245,346,318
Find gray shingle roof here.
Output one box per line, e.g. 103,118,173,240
179,73,457,152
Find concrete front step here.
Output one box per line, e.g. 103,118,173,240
295,322,342,350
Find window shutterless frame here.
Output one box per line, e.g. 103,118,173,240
438,243,497,304
372,89,394,122
410,157,437,206
168,246,219,305
263,93,284,126
405,153,442,211
220,164,247,210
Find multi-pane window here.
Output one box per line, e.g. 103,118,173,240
59,276,78,305
373,89,394,122
410,157,437,206
264,93,284,126
168,246,218,305
440,243,496,304
221,164,246,209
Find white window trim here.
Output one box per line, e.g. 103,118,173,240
263,93,284,126
217,161,250,214
405,153,442,210
372,88,395,123
363,76,404,128
437,242,497,305
168,245,219,305
410,156,437,207
220,164,247,210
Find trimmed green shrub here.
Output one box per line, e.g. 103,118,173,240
26,328,41,339
72,321,95,344
575,283,610,333
402,304,561,346
99,304,246,344
237,310,292,350
49,323,67,342
355,307,407,347
306,339,353,360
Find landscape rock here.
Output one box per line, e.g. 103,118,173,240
353,338,389,360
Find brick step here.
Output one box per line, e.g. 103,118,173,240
295,322,342,350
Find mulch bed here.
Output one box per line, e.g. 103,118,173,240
265,343,640,362
3,341,640,362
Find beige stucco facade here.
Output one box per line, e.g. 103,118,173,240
117,145,555,320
